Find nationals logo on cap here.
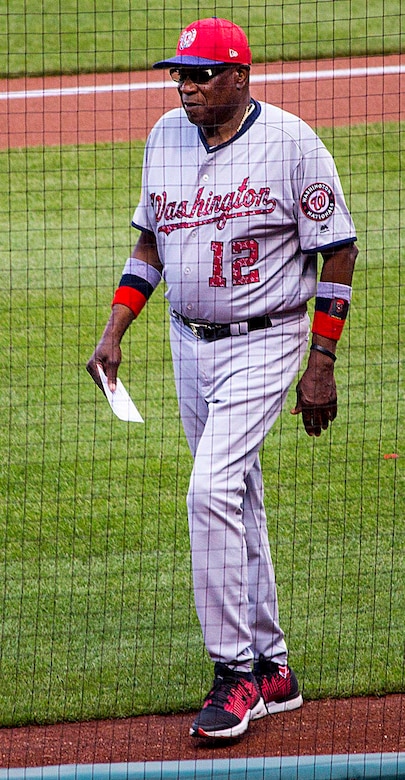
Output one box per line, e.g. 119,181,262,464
153,17,252,69
179,28,197,50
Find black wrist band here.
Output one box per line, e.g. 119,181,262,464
310,343,337,362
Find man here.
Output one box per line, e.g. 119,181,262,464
87,17,358,740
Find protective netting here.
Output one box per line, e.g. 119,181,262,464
0,2,403,762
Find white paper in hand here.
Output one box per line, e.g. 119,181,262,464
97,365,144,423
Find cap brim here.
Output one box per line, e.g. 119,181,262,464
152,55,228,69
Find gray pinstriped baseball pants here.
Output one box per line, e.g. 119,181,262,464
170,311,309,669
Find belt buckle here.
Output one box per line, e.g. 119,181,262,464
189,321,218,340
189,321,203,339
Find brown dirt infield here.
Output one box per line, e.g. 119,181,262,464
2,54,405,149
1,54,404,769
1,695,405,768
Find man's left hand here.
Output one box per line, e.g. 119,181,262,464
291,357,337,437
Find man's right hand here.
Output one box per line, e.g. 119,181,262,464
86,338,122,394
86,304,135,393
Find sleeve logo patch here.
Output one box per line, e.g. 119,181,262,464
300,182,335,221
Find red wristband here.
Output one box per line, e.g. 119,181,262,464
112,286,147,317
311,310,346,340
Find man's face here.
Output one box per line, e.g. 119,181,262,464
169,65,248,128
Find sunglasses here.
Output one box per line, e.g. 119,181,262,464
169,66,231,84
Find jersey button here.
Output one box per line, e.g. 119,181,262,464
202,174,209,182
184,267,191,275
186,304,193,311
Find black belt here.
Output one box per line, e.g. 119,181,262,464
172,311,273,341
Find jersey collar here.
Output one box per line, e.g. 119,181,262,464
198,99,262,154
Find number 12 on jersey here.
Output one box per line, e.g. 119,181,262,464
209,239,260,287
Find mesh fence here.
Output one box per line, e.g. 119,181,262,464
1,1,404,742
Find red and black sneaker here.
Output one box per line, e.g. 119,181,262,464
190,662,267,739
253,655,303,715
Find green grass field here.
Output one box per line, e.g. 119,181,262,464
2,0,405,78
0,119,403,726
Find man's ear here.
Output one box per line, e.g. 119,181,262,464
236,65,250,87
235,66,250,88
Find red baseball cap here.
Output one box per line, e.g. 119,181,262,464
153,17,252,69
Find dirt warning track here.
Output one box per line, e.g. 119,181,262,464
1,53,405,149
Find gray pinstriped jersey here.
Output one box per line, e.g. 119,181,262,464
132,100,356,323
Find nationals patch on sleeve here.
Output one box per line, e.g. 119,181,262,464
300,182,336,221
